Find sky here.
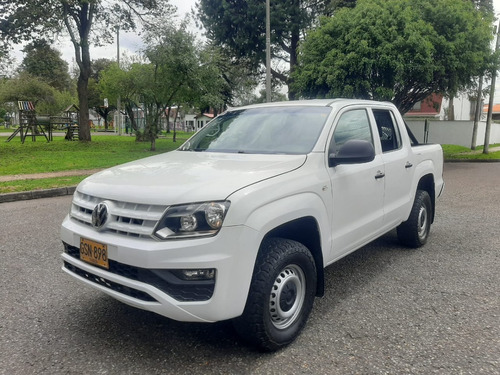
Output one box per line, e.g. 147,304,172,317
9,0,500,102
15,0,500,68
10,0,199,69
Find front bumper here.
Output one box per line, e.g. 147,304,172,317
60,215,259,323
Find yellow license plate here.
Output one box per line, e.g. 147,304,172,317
80,238,109,269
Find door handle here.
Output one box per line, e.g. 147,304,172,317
405,162,413,169
375,171,385,179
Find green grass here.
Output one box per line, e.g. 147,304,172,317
442,144,500,160
0,133,192,175
0,176,87,194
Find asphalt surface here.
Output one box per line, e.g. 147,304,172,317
0,163,499,374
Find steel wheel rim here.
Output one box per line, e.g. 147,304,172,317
269,264,306,329
417,204,429,240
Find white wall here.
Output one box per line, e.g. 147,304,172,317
406,120,500,147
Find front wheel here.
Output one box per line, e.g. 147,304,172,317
233,238,317,352
397,190,432,248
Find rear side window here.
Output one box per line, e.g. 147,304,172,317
330,109,373,153
372,109,402,152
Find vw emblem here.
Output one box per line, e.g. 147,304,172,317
91,202,109,229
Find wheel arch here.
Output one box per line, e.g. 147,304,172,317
262,217,325,297
416,173,436,223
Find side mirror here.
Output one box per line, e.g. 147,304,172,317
329,139,375,167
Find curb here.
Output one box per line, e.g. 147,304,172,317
0,186,77,203
444,159,500,163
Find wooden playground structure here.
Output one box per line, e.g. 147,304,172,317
6,101,79,143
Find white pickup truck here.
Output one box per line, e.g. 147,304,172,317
61,99,444,351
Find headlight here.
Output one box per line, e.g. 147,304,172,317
154,201,230,240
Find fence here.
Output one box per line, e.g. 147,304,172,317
405,120,500,147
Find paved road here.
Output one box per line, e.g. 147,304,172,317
0,163,499,375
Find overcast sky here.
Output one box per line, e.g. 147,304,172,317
10,0,500,82
10,0,198,69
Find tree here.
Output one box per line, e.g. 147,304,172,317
0,0,174,141
0,46,12,77
472,0,494,14
0,73,79,116
0,73,56,108
292,0,495,114
189,45,250,112
88,58,115,130
141,24,203,149
20,40,72,92
99,62,144,135
196,0,328,99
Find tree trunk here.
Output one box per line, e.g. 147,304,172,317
124,103,138,133
448,96,455,121
63,2,93,142
173,108,179,142
77,73,91,141
471,77,483,150
287,21,300,101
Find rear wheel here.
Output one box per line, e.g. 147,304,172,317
397,190,432,248
233,238,317,352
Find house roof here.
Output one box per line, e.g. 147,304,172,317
63,104,80,113
195,113,215,119
483,104,500,114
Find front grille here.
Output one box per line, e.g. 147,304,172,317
64,261,157,302
64,243,215,302
70,191,167,238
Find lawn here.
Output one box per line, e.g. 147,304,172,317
0,133,192,193
0,133,192,175
442,144,500,161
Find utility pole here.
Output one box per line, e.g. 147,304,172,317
265,0,271,102
484,24,500,154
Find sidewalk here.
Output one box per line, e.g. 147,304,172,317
0,169,103,182
0,169,102,203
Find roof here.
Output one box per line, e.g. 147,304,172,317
63,104,80,113
195,113,215,119
234,98,396,111
483,104,500,113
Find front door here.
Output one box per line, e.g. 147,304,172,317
327,108,385,262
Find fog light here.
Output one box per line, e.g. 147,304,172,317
178,269,216,281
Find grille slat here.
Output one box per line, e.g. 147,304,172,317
107,221,155,236
70,191,167,238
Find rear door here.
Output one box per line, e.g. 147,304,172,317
371,108,414,227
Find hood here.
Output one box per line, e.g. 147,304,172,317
77,150,307,205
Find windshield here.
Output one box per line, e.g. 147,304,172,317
180,106,332,154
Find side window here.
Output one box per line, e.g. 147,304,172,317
330,109,373,153
373,109,402,152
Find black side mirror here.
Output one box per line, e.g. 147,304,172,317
329,139,375,167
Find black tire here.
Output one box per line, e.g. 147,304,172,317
233,238,317,352
397,190,432,248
